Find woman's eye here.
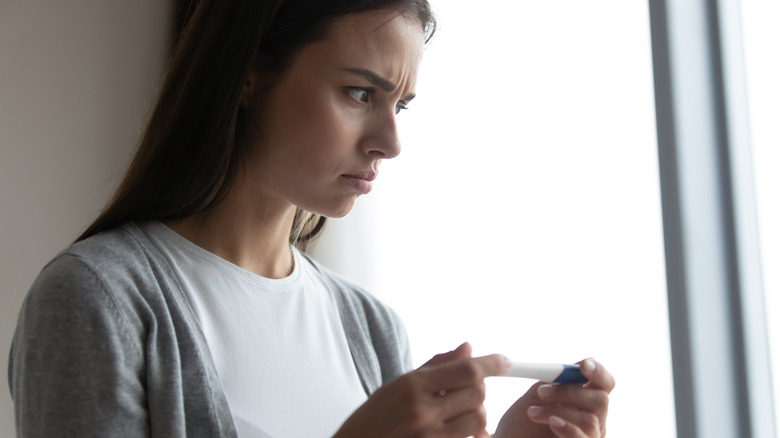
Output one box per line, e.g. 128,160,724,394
347,87,371,103
395,103,409,115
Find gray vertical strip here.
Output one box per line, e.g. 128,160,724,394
717,0,778,436
647,1,696,436
649,0,776,436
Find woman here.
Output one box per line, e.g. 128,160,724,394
9,1,614,437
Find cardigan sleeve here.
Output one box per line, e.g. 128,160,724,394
8,253,149,437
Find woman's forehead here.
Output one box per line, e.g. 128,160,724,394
313,11,425,83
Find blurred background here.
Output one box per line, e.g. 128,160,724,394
1,1,776,437
1,2,174,435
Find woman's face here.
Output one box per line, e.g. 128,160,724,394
242,9,425,218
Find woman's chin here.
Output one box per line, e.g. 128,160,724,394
324,205,355,219
308,198,357,219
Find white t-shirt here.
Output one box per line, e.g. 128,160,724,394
140,221,368,437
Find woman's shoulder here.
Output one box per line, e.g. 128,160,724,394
16,223,166,354
64,222,151,265
29,222,168,309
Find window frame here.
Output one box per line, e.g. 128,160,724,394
648,0,776,436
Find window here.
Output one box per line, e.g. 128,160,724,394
314,1,778,435
741,0,780,428
315,1,675,435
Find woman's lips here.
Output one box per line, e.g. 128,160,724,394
341,173,375,194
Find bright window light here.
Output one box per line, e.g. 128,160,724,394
368,1,674,435
741,0,780,428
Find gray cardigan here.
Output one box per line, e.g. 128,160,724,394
8,223,411,437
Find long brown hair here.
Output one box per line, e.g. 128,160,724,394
77,0,435,250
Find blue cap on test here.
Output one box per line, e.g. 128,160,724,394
553,364,588,384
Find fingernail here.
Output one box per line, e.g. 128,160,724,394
582,358,596,373
537,384,555,398
502,355,511,367
550,415,566,428
527,405,543,417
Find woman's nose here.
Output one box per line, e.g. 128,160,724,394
362,111,401,159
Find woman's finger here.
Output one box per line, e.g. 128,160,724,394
527,405,600,438
441,404,490,438
578,358,615,393
547,414,592,438
536,382,610,416
438,383,486,420
417,354,510,393
420,342,472,368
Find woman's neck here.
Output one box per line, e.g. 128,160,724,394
166,182,297,279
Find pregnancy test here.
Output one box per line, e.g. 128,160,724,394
502,362,588,384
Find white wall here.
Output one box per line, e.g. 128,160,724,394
0,1,172,435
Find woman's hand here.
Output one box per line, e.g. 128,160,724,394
493,358,615,438
334,343,510,438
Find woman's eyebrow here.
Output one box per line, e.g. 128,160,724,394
343,68,416,101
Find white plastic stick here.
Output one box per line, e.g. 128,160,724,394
502,362,587,383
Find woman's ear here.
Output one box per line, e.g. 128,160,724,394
241,68,275,110
239,69,260,109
